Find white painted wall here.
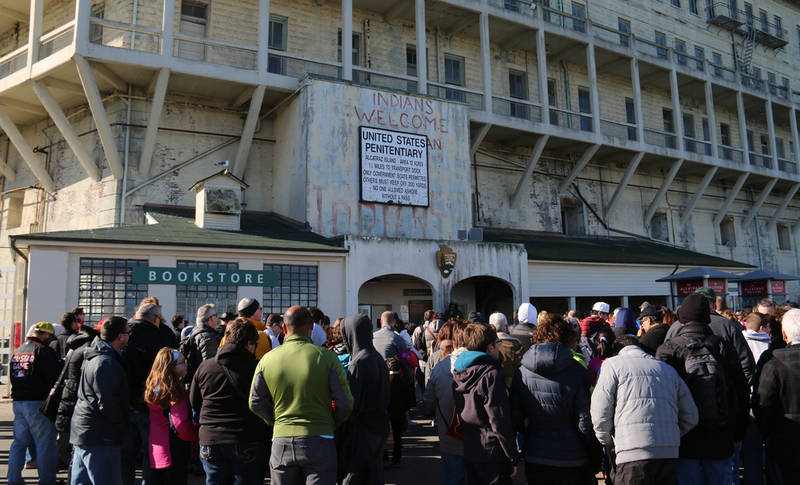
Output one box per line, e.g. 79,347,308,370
26,246,70,328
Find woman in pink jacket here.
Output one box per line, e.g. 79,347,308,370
144,348,199,485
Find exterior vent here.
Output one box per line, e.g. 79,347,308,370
189,169,249,231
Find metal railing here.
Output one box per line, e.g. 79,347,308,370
636,37,670,62
767,82,789,100
600,118,638,141
88,18,162,54
708,61,737,82
352,66,418,92
38,22,75,61
492,95,543,122
266,51,341,80
749,151,773,169
593,23,630,48
706,2,742,22
683,136,712,156
541,5,586,33
427,82,484,110
548,106,592,132
644,128,677,149
779,158,797,174
740,72,764,92
489,0,537,17
173,33,257,70
0,46,27,80
719,144,745,163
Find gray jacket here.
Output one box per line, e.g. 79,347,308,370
423,354,463,456
591,345,699,465
372,326,407,361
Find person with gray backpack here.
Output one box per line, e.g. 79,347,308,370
656,293,749,485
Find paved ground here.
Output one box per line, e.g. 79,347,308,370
0,402,442,485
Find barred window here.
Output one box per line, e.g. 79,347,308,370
176,261,239,316
262,265,318,315
79,258,149,325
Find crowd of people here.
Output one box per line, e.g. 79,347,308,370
6,287,800,485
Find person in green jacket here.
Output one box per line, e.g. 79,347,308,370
249,305,353,485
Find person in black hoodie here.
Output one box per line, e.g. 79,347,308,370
121,301,178,485
55,323,99,468
70,316,130,485
52,311,79,360
753,308,800,483
656,293,748,485
337,314,390,484
453,323,519,485
190,318,270,485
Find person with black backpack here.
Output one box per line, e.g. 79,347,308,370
180,303,222,383
656,293,749,485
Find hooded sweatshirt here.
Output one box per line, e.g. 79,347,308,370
423,354,463,456
510,342,593,466
742,329,771,364
337,315,390,478
613,308,637,337
452,351,519,465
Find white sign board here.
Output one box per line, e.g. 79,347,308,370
360,126,429,207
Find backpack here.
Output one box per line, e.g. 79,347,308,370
179,332,202,384
674,336,730,424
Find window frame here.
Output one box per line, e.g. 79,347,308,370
175,260,240,317
262,264,319,315
78,258,150,326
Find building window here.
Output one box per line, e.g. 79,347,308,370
663,108,676,148
712,51,723,77
337,30,362,67
744,3,753,28
578,87,592,132
759,10,768,33
504,0,520,12
683,113,695,153
674,39,687,65
78,258,149,326
560,198,585,236
267,15,287,75
768,71,777,94
671,0,680,7
720,217,736,247
444,54,466,102
547,78,559,125
775,16,783,38
651,212,669,241
175,261,239,316
508,69,528,119
89,1,105,44
694,46,704,71
571,2,586,33
178,1,207,61
4,193,23,230
655,32,668,59
262,264,318,315
689,0,698,14
625,97,637,141
618,18,630,47
776,138,786,161
406,44,418,92
760,134,770,159
778,224,792,250
702,118,712,156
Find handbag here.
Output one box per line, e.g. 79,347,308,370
40,357,69,422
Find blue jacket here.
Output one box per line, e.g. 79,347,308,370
511,342,593,466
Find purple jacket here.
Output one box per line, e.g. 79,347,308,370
148,396,199,469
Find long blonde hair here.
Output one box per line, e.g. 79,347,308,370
144,348,185,409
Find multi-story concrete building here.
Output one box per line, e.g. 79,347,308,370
0,0,799,375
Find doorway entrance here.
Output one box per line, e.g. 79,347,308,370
451,276,514,322
358,274,433,329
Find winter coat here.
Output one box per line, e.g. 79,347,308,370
55,328,96,433
496,332,524,387
186,324,223,361
189,343,269,445
665,312,756,385
337,315,390,480
510,342,593,467
373,325,408,361
452,351,519,465
656,323,749,460
743,329,771,365
509,323,536,353
579,317,609,359
752,343,800,469
148,396,199,469
10,337,61,401
591,345,699,465
122,318,179,412
219,317,271,359
70,337,129,446
51,326,77,360
638,324,670,356
423,354,463,456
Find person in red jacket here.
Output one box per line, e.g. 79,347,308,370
145,348,199,485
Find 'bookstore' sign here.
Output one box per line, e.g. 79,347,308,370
133,267,279,286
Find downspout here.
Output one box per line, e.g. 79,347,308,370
754,214,764,269
119,84,132,226
561,60,571,129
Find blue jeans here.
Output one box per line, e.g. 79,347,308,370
676,458,734,485
122,410,150,485
7,400,57,485
440,452,465,485
200,442,268,485
71,445,122,485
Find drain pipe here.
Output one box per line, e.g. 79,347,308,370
754,214,764,269
120,84,132,226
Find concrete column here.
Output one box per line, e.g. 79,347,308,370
162,0,175,56
0,107,55,192
27,0,43,68
791,108,800,163
586,43,601,135
704,81,719,159
631,58,645,143
342,0,353,81
139,68,171,175
74,0,91,53
669,69,683,150
736,91,751,164
537,29,548,122
415,0,427,95
257,0,271,74
621,296,629,308
479,12,492,113
568,296,577,311
766,99,779,170
645,159,683,227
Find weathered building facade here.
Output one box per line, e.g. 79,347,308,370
1,0,800,375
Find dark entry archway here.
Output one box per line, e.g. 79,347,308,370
451,276,514,322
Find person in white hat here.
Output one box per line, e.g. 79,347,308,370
510,303,538,352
